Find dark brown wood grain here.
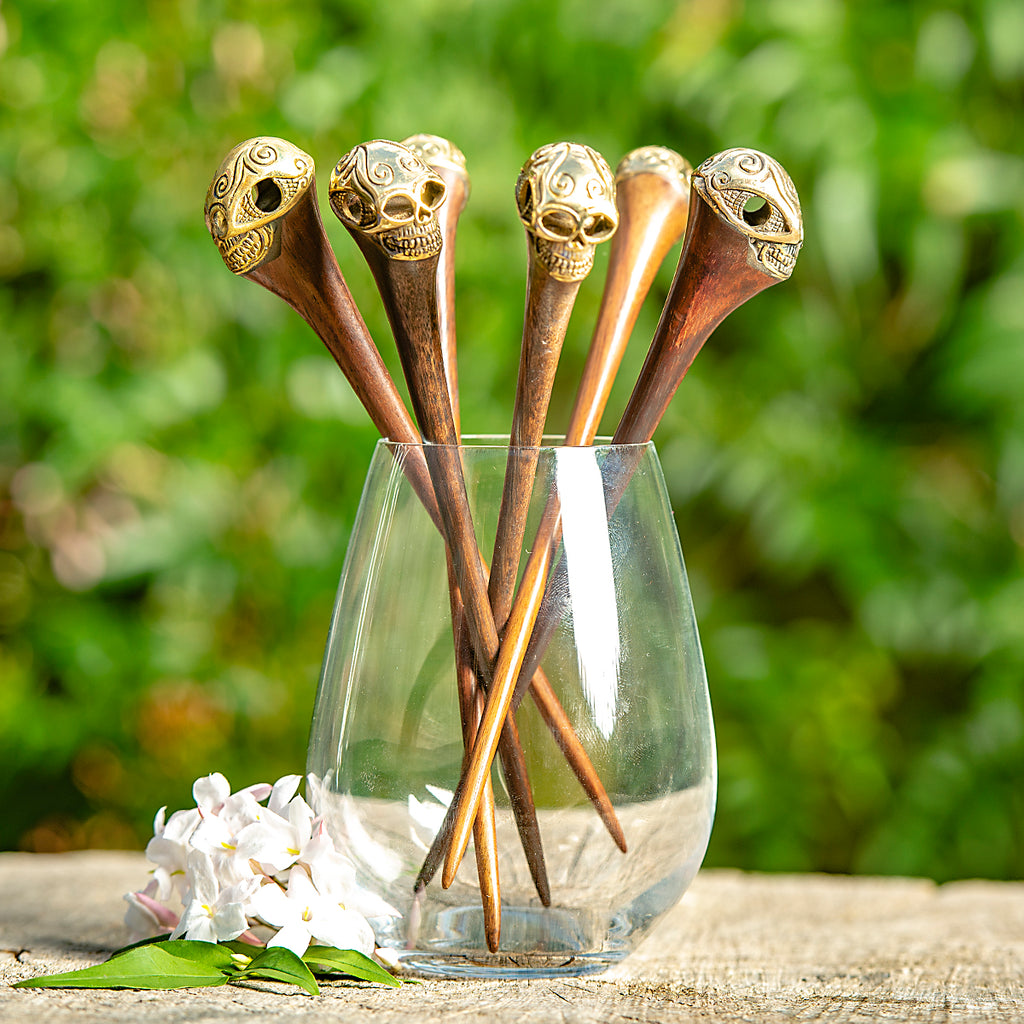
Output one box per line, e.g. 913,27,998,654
504,159,695,712
488,262,580,629
347,232,554,917
244,187,439,525
565,161,692,445
434,164,469,435
446,184,797,885
612,191,776,445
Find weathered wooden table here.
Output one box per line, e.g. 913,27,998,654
1,851,1021,1022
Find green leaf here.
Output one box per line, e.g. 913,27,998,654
303,945,401,987
139,940,239,971
13,944,229,990
236,946,320,996
222,938,264,959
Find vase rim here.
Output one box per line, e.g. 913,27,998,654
379,434,656,452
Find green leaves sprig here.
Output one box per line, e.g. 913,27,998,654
14,937,400,995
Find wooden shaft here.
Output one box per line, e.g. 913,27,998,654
435,167,468,434
244,188,439,528
488,260,580,627
445,164,802,883
449,558,500,951
505,157,695,711
613,193,775,445
351,234,555,904
401,134,470,434
353,241,497,678
565,161,691,445
442,532,551,888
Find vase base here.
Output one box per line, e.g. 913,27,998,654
393,949,626,980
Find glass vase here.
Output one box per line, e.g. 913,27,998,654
306,437,716,978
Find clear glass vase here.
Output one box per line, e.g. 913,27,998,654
306,437,715,979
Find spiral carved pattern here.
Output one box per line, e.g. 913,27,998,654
694,147,802,280
615,146,693,190
330,140,446,260
204,137,314,274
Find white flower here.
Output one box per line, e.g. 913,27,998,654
267,774,302,816
194,772,270,833
170,850,260,944
249,866,375,958
123,880,180,939
303,822,401,921
145,805,200,902
234,796,316,875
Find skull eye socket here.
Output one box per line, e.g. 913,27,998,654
421,179,446,209
382,194,416,222
335,190,372,227
581,213,616,243
210,207,229,239
539,208,579,239
738,192,787,235
742,195,770,227
252,179,283,214
517,180,534,220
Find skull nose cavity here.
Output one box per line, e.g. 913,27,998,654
253,178,283,214
421,179,446,209
582,213,616,242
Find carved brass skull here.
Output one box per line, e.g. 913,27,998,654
515,142,618,282
693,148,803,280
329,141,447,260
616,145,692,190
401,133,467,177
204,137,314,275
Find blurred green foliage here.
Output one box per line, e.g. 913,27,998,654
1,0,1022,880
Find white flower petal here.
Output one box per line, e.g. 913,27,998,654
267,921,313,957
249,882,295,928
162,807,201,843
235,815,299,873
309,905,375,957
211,901,249,943
283,865,317,905
193,772,231,813
123,892,161,938
268,775,301,815
287,796,314,841
184,849,219,905
243,781,274,803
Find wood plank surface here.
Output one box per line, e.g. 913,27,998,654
1,851,1021,1023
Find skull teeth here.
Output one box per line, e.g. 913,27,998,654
536,240,594,282
755,240,799,280
219,224,275,274
381,221,442,259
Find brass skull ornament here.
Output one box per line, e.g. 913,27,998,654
693,148,803,280
204,137,314,275
615,145,693,190
329,141,447,260
401,133,468,178
515,142,618,282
